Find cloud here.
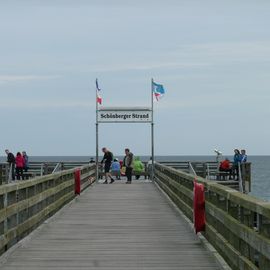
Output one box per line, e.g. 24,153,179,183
0,75,60,84
173,41,270,62
73,61,210,74
0,100,94,109
62,41,270,74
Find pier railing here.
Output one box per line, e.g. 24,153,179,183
155,163,270,270
0,164,95,255
0,161,90,184
159,161,251,193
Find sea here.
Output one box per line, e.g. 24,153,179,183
1,155,269,202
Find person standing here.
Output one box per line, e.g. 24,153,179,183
232,149,241,179
5,149,15,181
147,157,155,179
101,147,114,184
123,148,134,184
15,152,24,180
241,149,247,163
22,151,29,172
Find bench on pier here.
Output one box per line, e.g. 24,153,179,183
216,171,232,180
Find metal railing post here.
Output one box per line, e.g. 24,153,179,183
238,162,243,193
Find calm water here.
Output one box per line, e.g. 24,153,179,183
1,155,269,201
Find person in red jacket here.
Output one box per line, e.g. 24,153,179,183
219,158,231,171
219,158,232,180
15,152,24,180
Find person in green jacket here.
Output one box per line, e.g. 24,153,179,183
133,157,144,180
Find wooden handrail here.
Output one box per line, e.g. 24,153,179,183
0,164,95,255
155,162,270,270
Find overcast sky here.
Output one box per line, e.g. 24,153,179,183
1,0,270,156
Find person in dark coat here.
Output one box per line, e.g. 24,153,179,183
123,148,134,184
232,149,241,179
5,149,15,180
22,151,29,172
101,147,114,184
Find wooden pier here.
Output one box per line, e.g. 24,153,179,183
0,162,269,270
0,179,220,270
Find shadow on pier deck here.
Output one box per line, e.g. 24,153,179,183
0,180,221,270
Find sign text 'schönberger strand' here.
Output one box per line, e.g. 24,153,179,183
97,107,152,123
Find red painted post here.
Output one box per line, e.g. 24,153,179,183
193,180,205,234
74,169,81,195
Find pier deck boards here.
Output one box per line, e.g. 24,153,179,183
0,180,220,270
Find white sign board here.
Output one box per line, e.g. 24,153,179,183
98,107,152,123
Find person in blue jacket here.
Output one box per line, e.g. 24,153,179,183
232,149,241,179
111,158,121,180
241,149,247,163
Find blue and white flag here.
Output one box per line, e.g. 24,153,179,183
152,81,165,101
96,78,101,91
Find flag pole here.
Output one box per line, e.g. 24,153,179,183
151,78,155,181
95,79,99,183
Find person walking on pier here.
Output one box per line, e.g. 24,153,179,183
5,149,15,181
101,147,114,184
123,148,134,184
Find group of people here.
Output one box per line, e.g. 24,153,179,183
5,149,29,181
99,147,145,184
219,149,247,179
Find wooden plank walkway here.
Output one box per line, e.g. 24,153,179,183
0,180,220,270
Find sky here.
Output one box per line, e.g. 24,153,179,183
1,0,270,156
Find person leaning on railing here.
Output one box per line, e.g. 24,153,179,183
15,152,24,180
232,149,242,180
5,149,15,181
241,149,247,163
22,151,29,172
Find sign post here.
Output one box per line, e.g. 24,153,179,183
95,79,157,183
96,106,154,182
151,79,154,181
95,86,99,183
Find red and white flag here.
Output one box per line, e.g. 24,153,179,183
96,79,102,105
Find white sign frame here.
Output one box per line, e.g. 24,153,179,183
95,79,155,183
97,107,152,123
